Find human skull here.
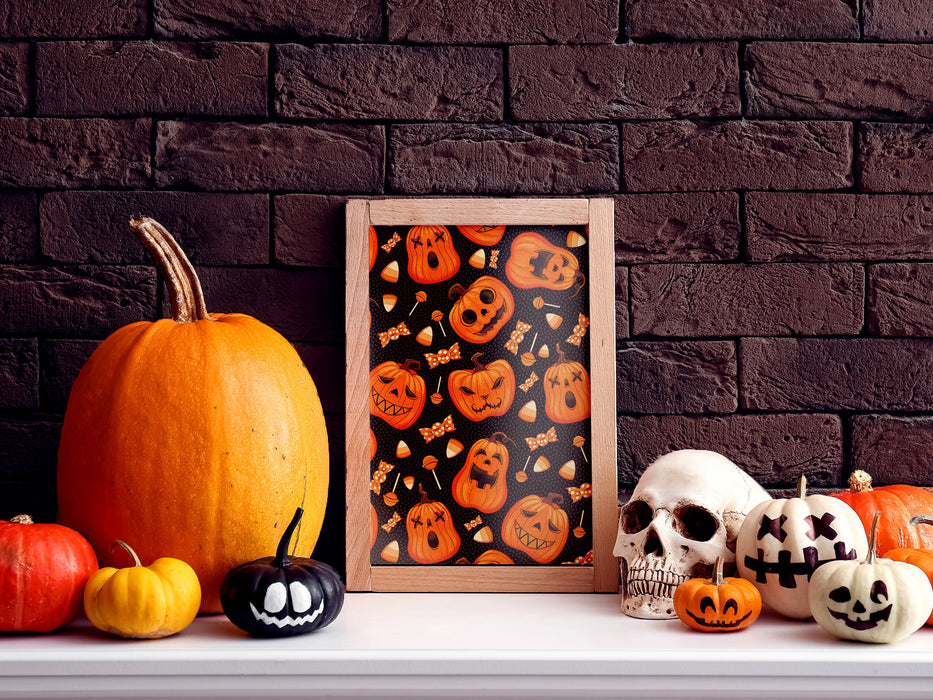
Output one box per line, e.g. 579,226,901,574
613,449,770,619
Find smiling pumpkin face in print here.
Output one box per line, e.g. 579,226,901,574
502,493,570,564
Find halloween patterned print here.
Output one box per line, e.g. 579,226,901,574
369,224,593,566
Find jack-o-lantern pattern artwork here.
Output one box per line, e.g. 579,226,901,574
369,223,592,567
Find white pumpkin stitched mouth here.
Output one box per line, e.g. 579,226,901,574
250,599,324,628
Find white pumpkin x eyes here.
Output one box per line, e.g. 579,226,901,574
289,582,312,613
263,582,287,613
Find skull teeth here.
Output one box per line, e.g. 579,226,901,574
625,568,689,600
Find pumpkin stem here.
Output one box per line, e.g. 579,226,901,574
909,514,933,527
555,343,566,363
130,216,211,324
10,514,32,525
795,474,807,499
112,540,142,567
849,470,873,493
273,507,304,568
866,512,881,565
470,353,486,371
545,492,564,507
448,283,466,301
490,431,512,445
417,483,432,505
712,556,725,586
401,359,421,373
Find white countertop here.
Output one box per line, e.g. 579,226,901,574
4,592,933,699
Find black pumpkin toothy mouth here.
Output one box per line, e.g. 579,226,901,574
371,385,412,416
513,521,554,550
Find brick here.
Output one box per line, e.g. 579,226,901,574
747,193,933,262
156,121,384,192
0,420,60,480
41,192,269,265
388,0,617,44
0,43,28,114
277,44,502,122
0,338,38,409
850,415,933,485
0,192,37,262
631,263,863,337
293,343,344,414
274,195,345,268
741,338,933,411
40,339,97,411
0,265,156,338
864,0,933,41
390,123,618,195
615,193,739,263
747,42,933,121
624,120,852,192
617,341,737,414
37,42,267,117
617,414,842,487
510,43,739,121
626,0,858,39
616,266,629,340
0,480,57,522
155,0,381,39
868,263,933,336
0,118,150,188
858,123,933,193
0,0,146,38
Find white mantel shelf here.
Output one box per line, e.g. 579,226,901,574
4,592,933,699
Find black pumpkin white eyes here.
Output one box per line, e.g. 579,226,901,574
262,582,314,615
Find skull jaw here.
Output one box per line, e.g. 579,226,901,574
618,558,718,620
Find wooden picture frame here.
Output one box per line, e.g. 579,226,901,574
346,198,617,592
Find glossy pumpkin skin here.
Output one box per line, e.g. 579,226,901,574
884,548,933,625
406,225,460,284
543,345,591,424
0,515,98,633
457,225,506,246
505,232,582,291
369,359,427,430
829,470,933,556
406,486,460,564
448,276,514,344
221,508,345,638
452,433,510,513
673,558,761,632
448,353,515,422
502,493,569,564
58,218,328,614
84,541,201,639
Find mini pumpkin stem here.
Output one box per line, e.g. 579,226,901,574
712,556,725,586
130,216,211,324
796,474,807,499
909,514,933,527
401,359,421,373
849,470,873,493
470,352,486,371
10,514,33,525
866,512,882,564
112,539,142,567
273,507,304,568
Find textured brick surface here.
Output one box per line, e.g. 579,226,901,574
0,118,150,188
40,339,97,411
617,413,843,486
624,120,853,191
277,44,502,121
617,341,737,414
387,0,618,44
615,193,739,263
868,263,933,336
0,192,37,262
747,193,933,261
631,263,863,337
616,266,629,339
274,195,345,268
0,43,29,114
155,0,382,39
390,123,619,194
0,420,60,480
747,43,933,121
0,0,146,38
510,43,739,121
627,0,858,39
0,338,38,409
741,338,933,411
41,192,269,264
37,41,268,116
850,414,933,485
156,121,385,192
858,123,933,193
864,0,933,41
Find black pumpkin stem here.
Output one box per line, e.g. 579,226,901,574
273,507,304,568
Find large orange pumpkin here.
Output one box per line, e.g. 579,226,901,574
57,217,329,614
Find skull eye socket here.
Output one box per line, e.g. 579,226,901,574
829,586,851,603
620,500,652,534
673,504,718,542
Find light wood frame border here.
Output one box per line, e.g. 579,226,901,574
346,198,617,592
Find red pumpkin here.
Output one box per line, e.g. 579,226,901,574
448,276,514,344
0,515,98,632
406,485,461,564
452,432,511,513
505,232,583,292
406,225,460,284
543,344,591,424
457,225,506,246
370,359,427,430
501,493,570,564
448,353,515,422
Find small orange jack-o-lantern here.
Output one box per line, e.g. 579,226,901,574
369,359,427,430
406,484,461,564
448,276,514,344
673,557,762,632
452,432,511,513
505,232,583,292
448,353,515,422
457,225,506,246
368,225,378,271
406,225,460,284
543,344,591,424
502,493,570,564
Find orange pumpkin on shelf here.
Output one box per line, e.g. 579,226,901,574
448,276,514,344
452,432,511,513
448,353,515,422
673,557,761,633
505,232,583,292
543,345,591,424
370,359,427,430
57,217,329,613
406,485,460,564
502,493,569,564
457,225,506,246
406,225,460,284
829,471,933,556
884,514,933,626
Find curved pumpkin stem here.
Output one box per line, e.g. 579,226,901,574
401,359,421,373
273,507,304,568
866,512,881,565
545,493,564,507
849,470,873,493
470,353,486,371
130,217,211,324
112,539,143,567
10,514,32,525
555,343,567,364
796,474,807,499
448,283,466,301
490,431,512,445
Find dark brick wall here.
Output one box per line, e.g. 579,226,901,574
3,0,933,570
